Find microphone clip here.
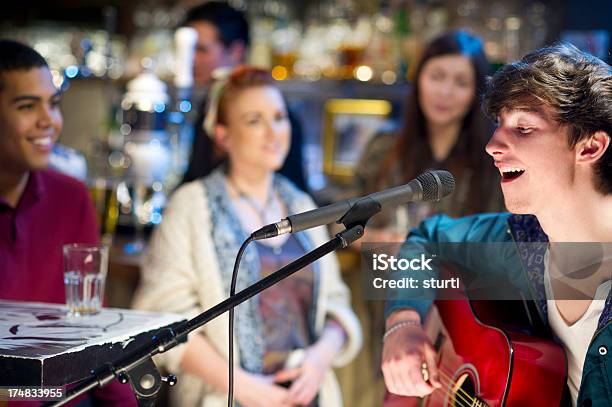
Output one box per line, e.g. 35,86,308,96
335,197,381,248
338,196,381,230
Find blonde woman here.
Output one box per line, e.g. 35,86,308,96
133,66,361,407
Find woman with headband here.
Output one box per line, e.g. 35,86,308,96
133,66,362,407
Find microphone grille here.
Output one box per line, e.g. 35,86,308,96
416,170,455,201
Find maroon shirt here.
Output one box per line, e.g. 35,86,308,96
0,169,137,407
0,170,98,302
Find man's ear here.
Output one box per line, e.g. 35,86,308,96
576,131,610,164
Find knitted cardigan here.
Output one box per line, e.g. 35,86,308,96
133,170,362,407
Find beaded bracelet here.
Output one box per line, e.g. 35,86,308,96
382,320,420,342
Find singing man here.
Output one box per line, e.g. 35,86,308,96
381,43,611,407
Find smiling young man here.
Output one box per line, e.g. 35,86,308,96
381,44,611,406
0,40,137,406
0,39,99,302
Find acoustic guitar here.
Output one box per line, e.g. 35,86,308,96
383,296,567,407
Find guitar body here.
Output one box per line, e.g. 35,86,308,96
384,299,567,407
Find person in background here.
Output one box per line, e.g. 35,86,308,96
186,1,249,88
382,43,611,407
133,66,361,407
0,39,136,406
354,30,503,242
181,1,307,190
343,31,504,407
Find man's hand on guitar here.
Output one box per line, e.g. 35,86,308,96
381,309,442,398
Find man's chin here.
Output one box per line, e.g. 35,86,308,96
28,158,51,172
504,198,532,215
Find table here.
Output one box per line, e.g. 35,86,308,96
0,300,185,387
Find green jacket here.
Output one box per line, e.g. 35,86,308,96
385,213,612,407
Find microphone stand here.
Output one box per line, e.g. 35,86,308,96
49,198,381,407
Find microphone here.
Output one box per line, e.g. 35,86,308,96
252,170,455,240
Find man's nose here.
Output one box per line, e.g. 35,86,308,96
485,129,509,158
37,105,55,129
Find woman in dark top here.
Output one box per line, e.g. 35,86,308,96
347,31,504,407
355,30,503,241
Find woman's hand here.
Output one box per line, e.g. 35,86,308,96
235,370,294,407
274,345,332,406
274,321,346,406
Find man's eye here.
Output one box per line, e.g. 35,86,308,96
517,127,532,134
51,99,61,107
17,104,34,110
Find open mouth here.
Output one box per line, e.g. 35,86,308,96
31,136,53,147
26,136,55,154
500,167,525,181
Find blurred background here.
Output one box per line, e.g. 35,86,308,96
2,0,610,198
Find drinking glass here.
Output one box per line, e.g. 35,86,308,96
63,244,109,316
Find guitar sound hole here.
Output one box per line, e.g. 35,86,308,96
450,373,483,407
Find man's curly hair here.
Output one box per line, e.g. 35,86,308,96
483,43,612,194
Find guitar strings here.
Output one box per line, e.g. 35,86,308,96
388,362,483,406
430,374,474,407
435,367,480,407
392,368,477,407
434,373,476,407
437,367,478,406
409,366,474,407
